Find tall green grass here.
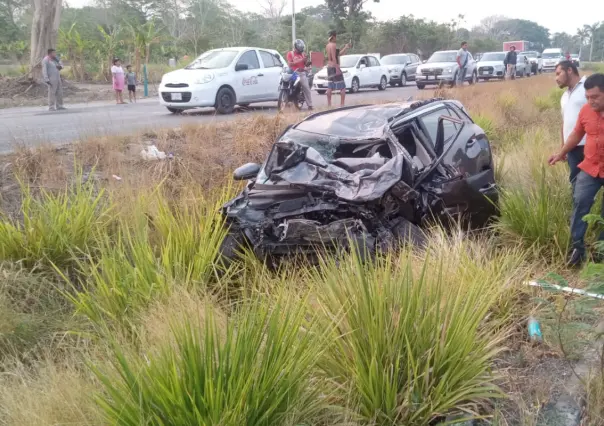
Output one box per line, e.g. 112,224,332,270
313,243,512,425
0,177,113,269
65,190,230,329
94,294,326,425
496,166,571,258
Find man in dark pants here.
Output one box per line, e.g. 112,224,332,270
556,61,586,186
504,46,517,80
549,73,604,266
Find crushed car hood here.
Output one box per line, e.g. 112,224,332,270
255,104,412,203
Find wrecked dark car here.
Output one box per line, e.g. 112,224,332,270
220,98,498,263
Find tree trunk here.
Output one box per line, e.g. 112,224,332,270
29,0,62,82
590,37,594,62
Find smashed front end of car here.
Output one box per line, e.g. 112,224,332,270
220,101,498,263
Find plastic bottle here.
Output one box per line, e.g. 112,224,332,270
527,316,543,342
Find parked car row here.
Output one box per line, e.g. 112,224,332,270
476,51,533,81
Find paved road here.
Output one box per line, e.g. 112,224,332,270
0,85,417,153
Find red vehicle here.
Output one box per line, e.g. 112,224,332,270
503,41,530,51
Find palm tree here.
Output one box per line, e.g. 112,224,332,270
126,19,164,76
584,22,601,62
576,27,589,59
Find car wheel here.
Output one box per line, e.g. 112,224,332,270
215,87,236,114
416,83,425,90
469,72,477,85
349,77,360,94
399,72,407,87
317,90,326,95
166,107,182,114
378,76,387,90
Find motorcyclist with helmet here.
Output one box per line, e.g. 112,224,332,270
286,39,313,110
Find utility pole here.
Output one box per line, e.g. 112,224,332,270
291,0,296,46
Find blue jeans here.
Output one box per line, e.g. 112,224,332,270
570,171,604,256
567,146,585,186
457,67,467,85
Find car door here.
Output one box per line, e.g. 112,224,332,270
406,55,417,79
356,56,369,87
234,50,263,103
258,49,283,100
415,104,496,221
369,56,381,85
466,52,475,76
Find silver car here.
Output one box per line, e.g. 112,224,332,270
415,50,477,89
381,53,420,87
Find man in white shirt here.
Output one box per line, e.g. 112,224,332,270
556,60,586,185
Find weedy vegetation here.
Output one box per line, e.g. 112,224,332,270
1,76,604,426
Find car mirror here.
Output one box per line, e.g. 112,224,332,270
235,63,249,72
422,60,427,64
537,54,542,58
406,61,412,65
359,64,366,69
233,163,260,181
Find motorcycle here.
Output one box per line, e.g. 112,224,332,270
277,64,313,111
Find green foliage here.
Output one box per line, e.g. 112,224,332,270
473,113,497,140
94,294,326,425
0,175,114,270
314,247,508,424
65,191,229,329
496,166,571,257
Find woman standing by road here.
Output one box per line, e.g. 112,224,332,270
111,58,126,104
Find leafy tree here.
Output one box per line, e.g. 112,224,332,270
493,18,550,51
584,22,601,62
551,32,577,53
325,0,379,44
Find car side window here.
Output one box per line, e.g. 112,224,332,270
369,57,379,67
237,50,260,70
413,54,420,63
401,55,409,64
419,108,460,145
359,56,368,67
259,50,280,68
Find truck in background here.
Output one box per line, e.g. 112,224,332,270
503,41,530,52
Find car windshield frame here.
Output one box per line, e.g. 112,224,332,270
340,55,362,68
521,51,538,58
185,49,239,70
427,52,457,63
480,53,506,62
542,52,562,59
381,55,407,65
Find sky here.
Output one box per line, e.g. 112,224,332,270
68,0,600,35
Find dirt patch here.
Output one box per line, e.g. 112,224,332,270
0,77,86,100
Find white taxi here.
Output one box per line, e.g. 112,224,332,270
159,47,286,114
312,54,389,94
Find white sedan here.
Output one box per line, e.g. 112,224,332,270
312,54,389,94
159,47,286,114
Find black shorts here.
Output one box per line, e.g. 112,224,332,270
127,85,136,92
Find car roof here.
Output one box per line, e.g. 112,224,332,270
483,51,506,54
383,53,412,56
206,47,279,53
291,99,454,139
433,50,457,54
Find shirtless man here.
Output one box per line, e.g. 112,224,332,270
326,30,351,108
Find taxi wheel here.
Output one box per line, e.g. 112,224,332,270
216,87,236,114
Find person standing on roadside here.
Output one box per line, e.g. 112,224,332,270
126,65,137,103
548,73,604,267
456,41,469,87
504,46,517,80
556,60,586,185
111,58,126,104
326,30,351,108
287,39,313,111
42,48,66,111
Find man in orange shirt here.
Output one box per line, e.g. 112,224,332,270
549,73,604,266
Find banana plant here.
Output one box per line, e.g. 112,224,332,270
97,25,122,82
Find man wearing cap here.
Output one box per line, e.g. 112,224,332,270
326,30,351,108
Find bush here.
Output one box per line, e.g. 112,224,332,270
496,165,571,258
95,295,326,425
0,176,113,269
314,245,511,425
